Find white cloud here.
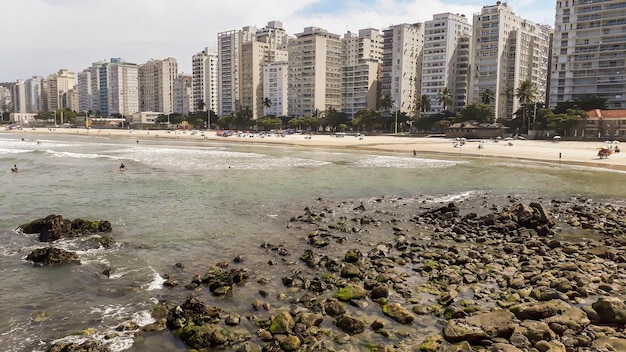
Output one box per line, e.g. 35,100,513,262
1,0,555,81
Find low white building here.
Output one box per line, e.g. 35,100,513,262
10,113,38,124
132,111,162,124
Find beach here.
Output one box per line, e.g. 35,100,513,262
10,127,626,170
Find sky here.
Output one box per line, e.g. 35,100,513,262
1,0,557,83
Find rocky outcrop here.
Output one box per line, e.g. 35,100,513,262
20,214,112,242
26,247,80,266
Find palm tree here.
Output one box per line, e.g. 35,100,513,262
516,80,538,128
417,94,431,114
479,88,495,105
437,87,454,112
379,94,393,113
262,97,272,116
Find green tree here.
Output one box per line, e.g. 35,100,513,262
257,117,282,130
547,109,585,136
437,87,454,112
417,94,431,114
321,107,349,131
351,109,380,132
515,80,538,128
553,95,608,114
379,94,393,113
479,88,495,105
262,97,272,114
456,102,495,123
217,112,236,129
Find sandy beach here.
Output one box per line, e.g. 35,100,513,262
7,127,626,170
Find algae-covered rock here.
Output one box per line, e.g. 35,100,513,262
268,311,295,335
333,284,366,301
382,303,415,324
26,247,80,266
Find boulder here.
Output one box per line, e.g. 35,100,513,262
591,297,626,324
382,303,415,324
166,296,221,330
333,315,366,334
20,215,112,242
333,284,367,301
268,311,295,335
26,247,80,266
443,310,515,343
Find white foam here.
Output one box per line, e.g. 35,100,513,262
426,190,481,203
143,270,165,291
46,150,108,159
356,155,464,168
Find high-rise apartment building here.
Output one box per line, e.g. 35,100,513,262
381,23,424,114
288,26,343,117
192,48,218,113
24,76,44,113
11,80,26,113
256,21,288,49
422,13,472,113
341,29,383,118
217,26,256,116
240,40,288,118
0,86,11,112
47,69,76,111
173,74,193,115
550,0,626,109
138,58,178,114
470,2,550,120
78,59,138,117
263,61,289,116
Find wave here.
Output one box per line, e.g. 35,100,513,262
356,155,465,168
45,150,111,159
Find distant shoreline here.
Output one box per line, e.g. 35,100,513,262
5,127,626,171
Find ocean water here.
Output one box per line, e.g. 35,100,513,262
1,132,625,351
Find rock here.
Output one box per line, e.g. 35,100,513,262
324,299,346,316
518,320,555,344
591,297,626,324
225,313,240,326
333,284,367,301
268,311,295,335
26,247,80,266
488,343,524,351
20,215,112,242
47,340,109,352
340,263,362,279
298,312,323,328
420,335,443,352
443,310,515,343
371,285,389,299
592,337,626,351
166,296,221,330
277,335,301,351
344,249,363,263
333,315,366,334
176,322,250,348
382,303,415,324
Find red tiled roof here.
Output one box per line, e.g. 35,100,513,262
587,109,626,119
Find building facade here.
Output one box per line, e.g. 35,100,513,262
192,48,218,113
11,80,26,113
24,76,44,113
422,13,472,113
470,2,550,120
217,26,256,116
173,74,193,115
263,61,289,116
341,29,382,118
47,69,76,111
138,58,178,114
381,23,424,114
288,26,343,117
549,0,626,109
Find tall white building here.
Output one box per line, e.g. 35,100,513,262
217,26,256,116
341,28,383,118
263,61,289,116
138,58,178,114
470,2,550,120
550,0,626,109
173,74,193,115
422,13,472,113
47,69,76,111
381,23,424,114
240,39,288,118
288,26,343,117
192,48,218,113
0,86,11,112
11,80,26,113
78,59,138,117
24,76,44,113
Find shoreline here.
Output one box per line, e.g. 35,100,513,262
5,127,626,171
